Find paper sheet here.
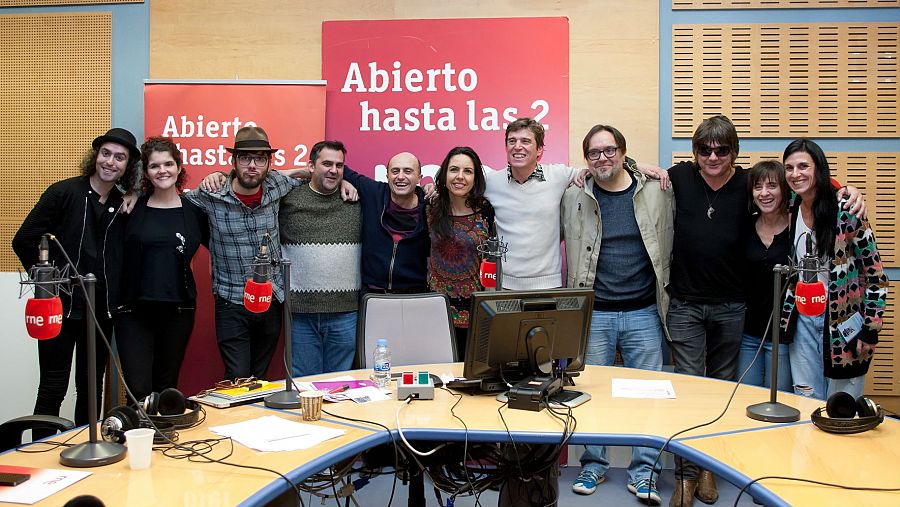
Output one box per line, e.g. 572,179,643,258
209,415,345,452
611,378,676,399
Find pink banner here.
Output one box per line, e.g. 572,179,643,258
323,17,569,179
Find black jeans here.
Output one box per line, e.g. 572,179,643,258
666,297,745,482
34,314,111,431
114,301,196,402
214,296,283,380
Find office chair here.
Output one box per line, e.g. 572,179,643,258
0,414,75,452
356,292,457,368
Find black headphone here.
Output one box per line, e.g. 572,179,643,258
101,388,204,443
100,405,142,444
140,388,203,430
811,391,884,434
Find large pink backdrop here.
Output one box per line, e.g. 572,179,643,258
322,17,570,179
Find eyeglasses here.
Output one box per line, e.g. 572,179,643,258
697,145,731,158
195,376,258,397
586,146,618,161
236,153,269,166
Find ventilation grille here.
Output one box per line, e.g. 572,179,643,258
867,281,898,396
673,23,899,137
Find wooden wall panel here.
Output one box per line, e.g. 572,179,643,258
149,0,661,169
0,13,111,271
868,281,899,397
673,23,900,138
673,0,900,8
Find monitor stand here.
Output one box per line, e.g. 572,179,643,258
497,375,592,410
496,389,591,409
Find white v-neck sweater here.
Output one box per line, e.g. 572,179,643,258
484,163,575,289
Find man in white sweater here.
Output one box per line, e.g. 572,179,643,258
484,117,579,289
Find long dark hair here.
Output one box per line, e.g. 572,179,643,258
783,138,837,258
431,146,491,241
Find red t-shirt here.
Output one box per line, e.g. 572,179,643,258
235,186,263,208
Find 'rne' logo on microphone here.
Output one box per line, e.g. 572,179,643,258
795,294,826,305
25,314,63,326
243,292,272,304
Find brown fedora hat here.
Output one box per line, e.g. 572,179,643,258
226,126,278,153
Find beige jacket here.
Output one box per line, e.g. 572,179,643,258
561,165,675,338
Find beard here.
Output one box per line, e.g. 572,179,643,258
233,167,268,190
593,164,620,182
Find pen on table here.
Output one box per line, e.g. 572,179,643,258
327,384,351,394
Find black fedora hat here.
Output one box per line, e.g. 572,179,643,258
92,128,139,160
226,126,278,153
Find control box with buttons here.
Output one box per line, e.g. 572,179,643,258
397,371,435,400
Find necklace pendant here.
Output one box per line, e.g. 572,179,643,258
707,206,715,219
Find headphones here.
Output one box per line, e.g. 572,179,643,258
101,388,204,444
811,391,884,434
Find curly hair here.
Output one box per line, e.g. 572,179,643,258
140,136,186,195
79,144,139,191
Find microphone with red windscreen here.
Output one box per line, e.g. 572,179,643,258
796,234,827,316
479,258,497,289
243,234,273,313
25,234,63,339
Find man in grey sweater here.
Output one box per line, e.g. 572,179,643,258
279,140,362,376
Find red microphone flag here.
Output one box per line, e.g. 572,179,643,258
243,279,273,313
25,297,63,339
795,280,827,316
480,259,497,289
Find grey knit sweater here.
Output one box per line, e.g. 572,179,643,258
279,185,362,313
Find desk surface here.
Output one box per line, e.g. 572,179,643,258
1,364,897,506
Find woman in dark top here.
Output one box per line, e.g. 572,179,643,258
114,136,209,401
737,160,792,390
426,146,494,360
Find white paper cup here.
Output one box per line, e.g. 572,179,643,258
124,428,155,470
300,391,324,421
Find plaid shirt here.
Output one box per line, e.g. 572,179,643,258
185,171,299,304
507,163,546,183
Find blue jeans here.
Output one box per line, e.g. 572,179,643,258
291,311,358,377
789,314,866,400
737,333,792,391
580,305,664,485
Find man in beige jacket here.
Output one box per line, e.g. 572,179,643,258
561,124,674,506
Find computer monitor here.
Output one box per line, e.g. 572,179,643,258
462,288,593,392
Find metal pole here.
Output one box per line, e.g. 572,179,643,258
265,259,301,409
59,274,126,467
746,265,800,423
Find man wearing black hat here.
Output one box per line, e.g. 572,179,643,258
185,125,300,380
13,128,139,431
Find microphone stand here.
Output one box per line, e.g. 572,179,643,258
59,274,127,467
746,264,800,423
264,259,301,409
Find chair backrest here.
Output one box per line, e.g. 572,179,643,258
0,414,75,451
356,292,457,368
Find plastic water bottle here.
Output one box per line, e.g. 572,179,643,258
373,338,392,388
